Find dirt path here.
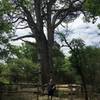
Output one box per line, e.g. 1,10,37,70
32,95,84,100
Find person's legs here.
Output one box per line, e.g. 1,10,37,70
51,96,52,100
48,95,49,100
48,95,52,100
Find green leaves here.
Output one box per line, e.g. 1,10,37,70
0,59,39,83
0,41,39,83
0,0,13,33
7,43,38,63
0,21,12,33
84,0,100,16
97,24,100,29
0,0,14,15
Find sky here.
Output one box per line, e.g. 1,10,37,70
11,14,100,55
68,15,100,45
57,14,100,45
56,14,100,55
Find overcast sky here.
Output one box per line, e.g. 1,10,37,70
68,14,100,45
57,14,100,44
56,14,100,55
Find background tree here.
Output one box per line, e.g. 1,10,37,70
7,42,38,63
69,39,89,100
52,43,76,83
0,42,72,84
69,41,100,100
84,0,100,28
7,59,39,83
0,42,39,84
57,31,89,100
84,0,100,17
82,46,100,98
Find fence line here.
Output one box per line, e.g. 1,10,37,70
0,83,100,100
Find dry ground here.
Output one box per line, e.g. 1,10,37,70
32,96,84,100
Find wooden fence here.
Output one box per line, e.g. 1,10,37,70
0,83,100,100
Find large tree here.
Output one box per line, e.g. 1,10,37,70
0,0,91,84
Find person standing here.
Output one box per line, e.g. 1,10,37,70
47,78,56,100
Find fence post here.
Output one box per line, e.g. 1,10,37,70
37,85,39,100
70,84,73,100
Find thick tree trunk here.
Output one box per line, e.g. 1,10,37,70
83,83,88,100
36,34,53,85
48,29,55,79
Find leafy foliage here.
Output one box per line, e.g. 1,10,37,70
0,59,39,83
53,45,76,83
0,42,39,83
0,0,13,61
7,59,39,83
84,0,100,16
83,47,100,85
7,43,38,63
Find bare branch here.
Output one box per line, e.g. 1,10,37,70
52,0,84,28
54,6,82,28
61,23,66,28
19,3,38,33
12,17,27,23
69,0,86,4
49,0,57,5
58,33,74,52
54,14,67,28
12,34,35,41
62,37,74,52
21,39,36,45
16,26,29,29
52,8,69,27
8,13,27,23
61,44,68,47
14,20,28,30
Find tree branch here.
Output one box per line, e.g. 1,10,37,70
62,36,74,52
54,5,82,28
8,13,27,23
52,8,67,27
16,26,29,29
21,39,36,45
49,0,57,5
34,0,43,31
12,17,27,23
19,3,38,34
58,33,74,52
61,44,68,47
54,13,68,28
12,34,35,41
52,0,84,29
